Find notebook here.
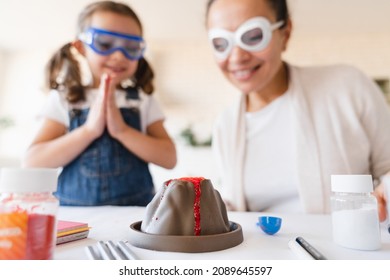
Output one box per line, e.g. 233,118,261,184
56,220,90,245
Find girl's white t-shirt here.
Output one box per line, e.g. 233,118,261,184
243,92,302,213
40,88,165,133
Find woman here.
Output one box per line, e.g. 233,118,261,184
206,0,390,219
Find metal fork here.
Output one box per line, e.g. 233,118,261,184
85,240,139,260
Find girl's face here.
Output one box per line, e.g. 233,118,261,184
207,0,291,95
77,11,142,87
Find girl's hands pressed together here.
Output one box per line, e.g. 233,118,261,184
101,74,176,169
84,74,109,139
105,74,128,139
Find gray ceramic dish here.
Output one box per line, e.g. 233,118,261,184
128,221,243,253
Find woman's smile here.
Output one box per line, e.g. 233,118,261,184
230,64,261,81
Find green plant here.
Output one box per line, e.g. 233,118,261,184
0,117,14,130
179,126,211,147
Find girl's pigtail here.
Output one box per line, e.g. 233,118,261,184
134,57,154,95
46,43,85,103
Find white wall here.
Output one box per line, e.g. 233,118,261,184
0,51,4,107
0,50,50,162
285,32,390,79
149,40,237,137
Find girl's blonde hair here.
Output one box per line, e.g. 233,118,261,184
47,1,154,103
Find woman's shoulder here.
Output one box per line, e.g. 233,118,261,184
288,63,380,105
291,63,369,82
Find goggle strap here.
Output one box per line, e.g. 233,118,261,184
78,32,92,44
270,20,285,31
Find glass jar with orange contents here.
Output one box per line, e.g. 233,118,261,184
0,168,59,260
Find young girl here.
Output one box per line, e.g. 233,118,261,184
23,1,177,206
206,0,390,217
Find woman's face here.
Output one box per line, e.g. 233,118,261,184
77,11,142,87
207,0,291,95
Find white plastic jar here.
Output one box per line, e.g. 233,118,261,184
330,174,381,250
0,168,59,259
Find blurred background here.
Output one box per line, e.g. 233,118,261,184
0,0,389,186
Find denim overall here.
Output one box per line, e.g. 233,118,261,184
56,88,155,206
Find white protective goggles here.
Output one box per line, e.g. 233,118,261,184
208,17,284,60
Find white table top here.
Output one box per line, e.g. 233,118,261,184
55,206,390,260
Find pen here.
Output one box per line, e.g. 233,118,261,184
295,236,327,260
288,239,315,260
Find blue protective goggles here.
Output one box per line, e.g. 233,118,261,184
78,27,146,60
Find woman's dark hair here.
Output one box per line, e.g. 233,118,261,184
206,0,289,28
47,1,154,103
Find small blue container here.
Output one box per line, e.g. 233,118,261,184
257,216,282,235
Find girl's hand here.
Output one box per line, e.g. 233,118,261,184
106,75,127,139
84,74,108,139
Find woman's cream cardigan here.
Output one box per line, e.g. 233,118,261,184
212,64,390,213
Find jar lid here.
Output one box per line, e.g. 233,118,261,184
331,174,373,193
0,168,58,193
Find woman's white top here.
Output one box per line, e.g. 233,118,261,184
244,91,301,212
